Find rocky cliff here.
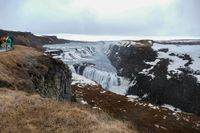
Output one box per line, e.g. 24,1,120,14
0,45,72,100
108,41,157,78
108,40,200,115
0,29,70,47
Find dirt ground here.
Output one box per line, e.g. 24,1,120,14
72,84,200,133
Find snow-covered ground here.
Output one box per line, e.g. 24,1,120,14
162,104,182,113
152,43,200,81
138,43,200,82
155,39,200,44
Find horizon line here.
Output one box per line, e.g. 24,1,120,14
38,33,200,42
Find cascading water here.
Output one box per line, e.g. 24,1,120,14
44,41,129,95
79,66,120,89
69,65,76,73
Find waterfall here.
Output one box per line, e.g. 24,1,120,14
82,66,120,89
69,65,76,73
77,65,81,74
44,42,129,95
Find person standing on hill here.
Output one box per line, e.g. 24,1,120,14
6,36,13,50
1,36,7,48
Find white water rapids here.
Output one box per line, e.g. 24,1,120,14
44,41,129,95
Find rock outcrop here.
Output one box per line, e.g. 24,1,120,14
0,45,72,100
108,41,157,78
0,29,70,47
28,55,72,100
108,41,200,115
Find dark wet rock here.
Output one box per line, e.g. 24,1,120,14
28,55,72,100
169,53,176,56
129,62,200,115
169,53,194,67
158,48,169,53
177,54,192,60
184,61,193,67
195,70,200,75
178,67,194,74
150,59,170,77
74,64,86,75
45,49,63,56
177,54,194,67
108,44,157,77
13,56,72,101
108,43,200,115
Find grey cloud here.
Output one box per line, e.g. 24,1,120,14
0,0,199,37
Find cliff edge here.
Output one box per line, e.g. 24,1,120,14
0,45,72,100
0,45,135,133
0,29,70,47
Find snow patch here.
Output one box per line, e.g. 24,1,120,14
162,104,182,113
142,93,148,98
100,91,106,94
140,59,160,78
148,103,160,110
127,95,139,99
127,95,141,102
80,100,88,105
128,78,137,87
155,124,159,128
92,106,101,110
72,73,97,87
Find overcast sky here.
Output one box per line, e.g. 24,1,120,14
0,0,200,37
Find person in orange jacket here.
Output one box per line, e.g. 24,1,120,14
1,36,7,47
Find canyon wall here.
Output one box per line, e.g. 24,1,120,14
108,41,200,115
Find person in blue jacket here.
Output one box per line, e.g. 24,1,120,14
6,36,14,51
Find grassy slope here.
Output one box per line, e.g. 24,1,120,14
0,46,136,133
0,45,41,90
0,88,134,133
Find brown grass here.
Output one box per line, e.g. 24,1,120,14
72,84,200,133
0,45,41,88
0,88,136,133
0,45,136,132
